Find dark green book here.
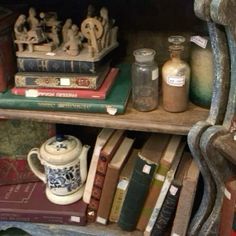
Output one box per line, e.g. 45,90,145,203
0,64,131,114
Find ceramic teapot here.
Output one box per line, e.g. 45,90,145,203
27,134,90,205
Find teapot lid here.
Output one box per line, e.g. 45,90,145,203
40,134,82,165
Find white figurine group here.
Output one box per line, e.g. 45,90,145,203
14,5,118,57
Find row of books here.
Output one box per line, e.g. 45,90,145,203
83,129,201,235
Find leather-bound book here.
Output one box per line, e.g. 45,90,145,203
83,128,115,204
137,135,182,231
150,152,192,236
171,157,200,236
109,149,138,223
144,141,186,236
87,129,125,222
96,137,134,225
118,133,171,231
0,182,87,225
219,178,236,236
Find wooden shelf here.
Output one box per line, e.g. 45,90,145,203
0,100,208,135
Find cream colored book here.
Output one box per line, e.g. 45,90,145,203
83,128,114,204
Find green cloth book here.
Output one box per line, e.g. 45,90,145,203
0,64,131,114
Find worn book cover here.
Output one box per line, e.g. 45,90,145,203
87,129,125,222
0,7,16,92
11,68,119,100
0,182,87,225
0,64,131,115
96,137,134,225
171,157,200,236
109,149,138,223
144,141,186,236
83,128,115,204
0,158,39,185
14,65,110,90
151,152,192,236
219,178,236,236
118,133,170,231
137,135,182,231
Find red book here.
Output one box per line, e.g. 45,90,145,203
0,182,87,226
0,158,39,185
11,68,119,100
0,7,17,92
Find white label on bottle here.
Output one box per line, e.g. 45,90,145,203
70,216,80,223
170,185,178,196
143,164,151,174
224,187,231,200
117,179,129,191
190,36,208,48
152,68,159,80
167,76,185,87
155,174,165,182
25,89,39,97
60,78,70,86
172,233,180,236
96,216,107,224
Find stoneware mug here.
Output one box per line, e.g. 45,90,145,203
27,134,90,205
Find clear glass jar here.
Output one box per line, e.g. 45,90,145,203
162,36,190,112
131,48,159,112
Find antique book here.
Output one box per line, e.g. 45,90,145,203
11,68,119,99
96,137,134,225
87,129,125,222
219,178,236,236
0,182,87,225
14,65,110,90
0,7,16,92
0,119,56,157
83,128,115,204
171,157,200,236
0,64,131,114
118,133,171,231
0,158,39,185
109,149,138,223
137,135,183,231
144,141,186,236
151,152,192,236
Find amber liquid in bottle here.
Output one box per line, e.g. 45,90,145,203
162,36,190,112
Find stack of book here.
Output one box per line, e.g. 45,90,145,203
0,53,132,114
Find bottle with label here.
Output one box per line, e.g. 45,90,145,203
132,48,159,112
162,36,190,112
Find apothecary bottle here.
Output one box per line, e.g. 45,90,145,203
132,48,159,112
162,36,190,112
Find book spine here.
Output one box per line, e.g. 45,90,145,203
136,163,169,231
109,178,129,223
0,211,86,226
0,97,126,114
17,57,99,74
151,182,182,236
14,73,103,90
118,156,157,231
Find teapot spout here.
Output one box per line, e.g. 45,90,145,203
80,144,90,184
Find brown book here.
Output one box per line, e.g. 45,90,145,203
109,149,139,223
0,182,87,225
171,156,200,236
219,178,236,236
87,129,125,222
96,137,134,225
136,135,182,231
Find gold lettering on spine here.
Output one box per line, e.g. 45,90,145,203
38,60,48,71
18,59,25,71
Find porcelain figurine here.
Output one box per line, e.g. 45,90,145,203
27,134,90,205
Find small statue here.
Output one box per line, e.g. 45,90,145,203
27,7,40,30
14,14,28,41
63,29,80,56
62,18,72,44
100,7,110,48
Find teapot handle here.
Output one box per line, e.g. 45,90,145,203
27,148,47,183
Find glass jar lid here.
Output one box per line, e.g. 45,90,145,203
133,48,156,63
168,35,185,51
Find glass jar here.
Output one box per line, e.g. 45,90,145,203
162,36,190,112
131,48,159,112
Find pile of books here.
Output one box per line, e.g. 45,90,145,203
0,53,132,115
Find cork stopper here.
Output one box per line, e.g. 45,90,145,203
133,48,156,63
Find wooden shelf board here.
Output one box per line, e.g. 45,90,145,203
0,101,208,135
